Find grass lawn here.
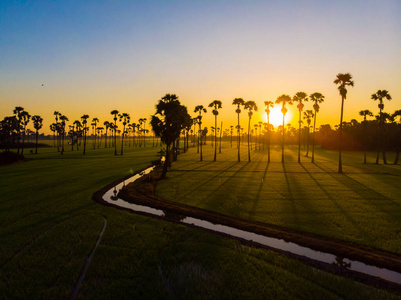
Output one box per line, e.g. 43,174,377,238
0,142,400,299
156,143,401,255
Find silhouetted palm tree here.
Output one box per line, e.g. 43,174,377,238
359,110,373,164
275,95,293,162
19,111,31,155
54,111,61,152
32,115,43,154
292,92,308,163
392,110,401,165
59,115,68,155
50,123,57,146
103,121,110,148
309,92,325,163
119,113,130,155
111,110,119,155
208,100,223,162
232,98,245,162
244,101,258,162
81,114,89,154
372,90,392,164
264,101,274,162
73,120,82,150
92,117,99,149
13,106,24,154
334,73,354,173
194,105,207,161
303,110,314,157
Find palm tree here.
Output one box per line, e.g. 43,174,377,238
309,92,325,163
81,114,89,154
13,106,25,154
292,92,308,163
19,111,31,155
91,117,99,149
119,113,130,155
334,73,354,173
103,121,110,148
244,101,258,162
371,90,392,164
208,100,223,162
111,110,119,155
73,120,82,150
275,95,293,162
392,110,401,165
303,110,314,157
232,98,245,162
54,111,61,152
50,123,57,146
359,110,373,164
59,115,68,155
194,105,207,161
32,115,43,154
264,101,274,162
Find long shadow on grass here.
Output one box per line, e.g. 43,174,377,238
252,162,270,217
299,162,369,238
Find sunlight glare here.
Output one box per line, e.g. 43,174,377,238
264,106,292,128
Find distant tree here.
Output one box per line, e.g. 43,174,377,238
50,123,57,147
371,90,392,164
59,115,68,155
73,120,82,150
32,115,43,154
103,121,111,148
194,105,207,161
19,111,31,155
275,95,293,162
91,117,99,149
208,100,223,161
244,101,258,162
150,94,191,179
111,110,119,155
392,110,401,165
309,92,325,163
81,114,89,154
119,113,130,155
264,101,274,162
232,98,245,162
303,110,314,156
359,110,373,164
292,92,308,163
54,111,61,152
13,107,24,154
334,73,354,173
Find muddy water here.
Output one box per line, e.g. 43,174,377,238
102,166,401,286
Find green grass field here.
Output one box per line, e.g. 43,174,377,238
156,143,401,255
1,142,400,299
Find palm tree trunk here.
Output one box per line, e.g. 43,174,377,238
83,130,87,155
35,130,39,154
282,114,285,163
338,96,345,173
219,122,222,154
161,144,170,179
298,110,301,163
213,115,217,161
248,117,251,162
237,112,240,162
268,116,271,163
363,120,367,164
312,113,317,163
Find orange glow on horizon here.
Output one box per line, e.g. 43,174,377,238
263,106,293,128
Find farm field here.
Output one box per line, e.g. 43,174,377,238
156,143,401,255
0,143,400,299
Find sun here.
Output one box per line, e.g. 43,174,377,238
264,106,292,128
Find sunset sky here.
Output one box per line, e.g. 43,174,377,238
1,0,400,134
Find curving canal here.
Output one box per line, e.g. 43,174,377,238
102,166,401,286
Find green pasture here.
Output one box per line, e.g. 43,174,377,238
0,143,400,299
156,143,401,255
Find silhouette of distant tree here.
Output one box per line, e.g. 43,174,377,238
293,92,308,163
194,105,207,161
359,110,373,164
244,101,258,162
59,115,68,155
119,113,130,155
309,92,325,163
19,111,31,155
372,90,392,164
32,115,43,154
303,110,314,157
13,107,25,154
151,94,190,179
393,110,401,165
275,95,293,162
334,73,354,173
264,101,274,162
91,117,99,149
111,110,119,155
208,100,223,162
81,114,89,154
232,98,245,162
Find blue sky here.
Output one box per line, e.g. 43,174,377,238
1,0,400,132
